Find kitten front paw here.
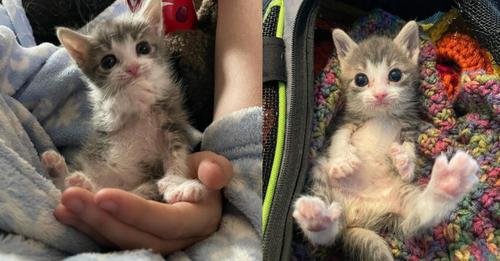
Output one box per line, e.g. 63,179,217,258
324,148,361,179
428,151,479,200
41,150,68,178
390,143,415,182
65,172,95,191
162,179,207,203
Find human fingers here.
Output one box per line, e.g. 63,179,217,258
188,151,233,190
58,188,205,253
54,203,115,248
94,188,222,240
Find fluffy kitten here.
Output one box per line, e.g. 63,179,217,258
293,21,479,260
41,0,206,203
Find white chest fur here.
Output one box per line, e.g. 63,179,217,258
109,112,164,165
342,117,402,196
352,116,401,157
85,112,166,189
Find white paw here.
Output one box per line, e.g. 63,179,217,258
390,143,415,182
324,147,361,179
41,150,68,178
65,172,95,191
428,151,479,199
293,196,342,232
163,180,207,203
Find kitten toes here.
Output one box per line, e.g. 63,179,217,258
293,196,342,245
163,179,207,203
429,151,479,199
326,150,361,180
41,150,68,178
389,143,415,182
293,196,341,232
65,172,95,191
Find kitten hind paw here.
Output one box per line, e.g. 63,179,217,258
428,151,479,200
293,196,342,245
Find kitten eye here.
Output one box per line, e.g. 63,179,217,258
354,73,369,87
388,68,402,82
100,55,117,70
136,41,151,55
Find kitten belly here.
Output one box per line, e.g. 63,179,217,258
86,113,165,189
340,117,402,198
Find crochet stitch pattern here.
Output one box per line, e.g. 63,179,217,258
306,11,499,261
436,33,494,100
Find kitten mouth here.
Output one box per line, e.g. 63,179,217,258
373,100,391,107
122,73,148,82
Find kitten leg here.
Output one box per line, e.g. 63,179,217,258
132,181,160,200
400,151,479,236
343,227,394,261
157,138,206,203
320,123,360,180
41,150,69,189
65,171,96,192
389,142,416,182
293,195,343,246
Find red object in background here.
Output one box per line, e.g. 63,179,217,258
162,0,197,33
127,0,197,33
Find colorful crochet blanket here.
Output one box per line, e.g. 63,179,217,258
307,10,499,260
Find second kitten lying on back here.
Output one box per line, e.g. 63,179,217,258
41,0,205,203
293,21,480,260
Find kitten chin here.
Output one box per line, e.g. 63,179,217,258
46,0,207,203
294,21,479,260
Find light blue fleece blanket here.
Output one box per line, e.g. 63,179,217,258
0,1,261,260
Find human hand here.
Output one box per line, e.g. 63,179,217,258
54,151,233,254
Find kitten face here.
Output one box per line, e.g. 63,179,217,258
57,0,167,98
332,21,421,118
82,20,165,92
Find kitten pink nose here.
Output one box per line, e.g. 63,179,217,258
374,92,387,102
126,64,140,77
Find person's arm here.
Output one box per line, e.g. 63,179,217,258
213,0,262,120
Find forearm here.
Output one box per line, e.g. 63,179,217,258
213,0,262,120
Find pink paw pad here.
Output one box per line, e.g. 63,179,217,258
293,196,342,232
430,151,479,199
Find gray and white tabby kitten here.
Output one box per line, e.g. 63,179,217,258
41,0,206,203
293,21,480,260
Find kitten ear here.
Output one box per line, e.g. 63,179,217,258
57,27,91,65
332,29,358,61
137,0,164,36
393,21,420,64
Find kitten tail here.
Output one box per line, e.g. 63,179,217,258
342,227,394,261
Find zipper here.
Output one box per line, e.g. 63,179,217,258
263,0,287,233
263,0,320,260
